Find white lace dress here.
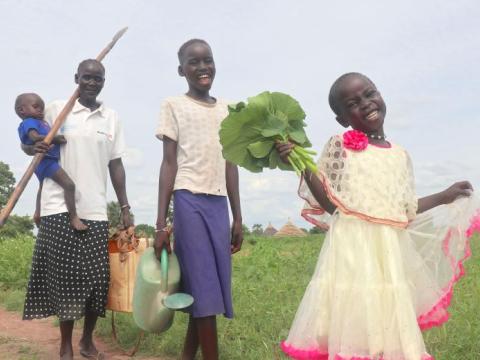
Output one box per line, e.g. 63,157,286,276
281,135,480,360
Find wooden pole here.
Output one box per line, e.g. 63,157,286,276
0,27,128,227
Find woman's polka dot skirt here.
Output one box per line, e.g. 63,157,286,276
23,213,109,321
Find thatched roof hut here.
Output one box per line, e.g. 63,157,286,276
263,222,278,236
274,219,307,237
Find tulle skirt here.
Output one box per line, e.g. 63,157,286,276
281,195,480,360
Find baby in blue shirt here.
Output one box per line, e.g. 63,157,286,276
16,93,87,231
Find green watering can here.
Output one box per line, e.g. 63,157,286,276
132,248,194,333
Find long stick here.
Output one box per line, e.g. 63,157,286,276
0,27,128,227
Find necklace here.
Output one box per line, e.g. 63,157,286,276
366,133,386,141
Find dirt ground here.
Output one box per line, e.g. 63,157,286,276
0,307,164,360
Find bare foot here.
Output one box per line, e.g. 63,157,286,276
71,216,88,231
79,338,105,359
60,344,74,360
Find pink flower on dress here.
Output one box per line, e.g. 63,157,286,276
343,130,368,151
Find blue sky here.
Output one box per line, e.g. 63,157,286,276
1,0,479,229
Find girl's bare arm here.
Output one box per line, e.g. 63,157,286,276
226,162,243,253
154,137,178,256
275,142,336,214
417,181,473,213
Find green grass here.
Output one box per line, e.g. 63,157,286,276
0,234,479,359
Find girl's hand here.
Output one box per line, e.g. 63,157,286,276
230,220,243,254
154,228,171,259
441,181,473,204
275,141,295,164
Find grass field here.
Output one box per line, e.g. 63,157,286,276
0,234,479,359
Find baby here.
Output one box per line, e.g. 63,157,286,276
16,93,87,231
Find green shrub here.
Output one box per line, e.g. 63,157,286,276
0,236,34,290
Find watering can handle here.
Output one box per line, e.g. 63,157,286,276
160,248,169,292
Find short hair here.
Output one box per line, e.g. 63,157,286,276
77,59,105,74
14,93,43,118
328,72,375,115
177,39,211,63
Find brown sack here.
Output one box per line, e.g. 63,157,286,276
107,227,152,313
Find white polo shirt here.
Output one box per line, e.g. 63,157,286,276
155,95,229,196
40,99,126,221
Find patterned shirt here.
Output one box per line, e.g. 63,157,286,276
156,95,229,196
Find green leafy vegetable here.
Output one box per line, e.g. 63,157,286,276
220,91,317,175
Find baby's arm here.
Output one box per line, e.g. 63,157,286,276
275,142,336,214
27,129,45,143
417,181,473,213
27,128,66,145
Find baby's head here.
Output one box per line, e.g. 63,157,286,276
328,73,386,136
177,39,215,92
15,93,45,120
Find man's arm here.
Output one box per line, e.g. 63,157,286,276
108,158,133,228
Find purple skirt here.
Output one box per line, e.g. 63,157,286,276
173,190,233,318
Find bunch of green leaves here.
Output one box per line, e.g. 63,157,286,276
220,91,317,175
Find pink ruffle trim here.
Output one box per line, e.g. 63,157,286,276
301,208,329,231
282,211,480,359
417,210,480,330
281,341,434,360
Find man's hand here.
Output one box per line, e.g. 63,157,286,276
121,207,134,229
33,141,51,154
52,135,67,145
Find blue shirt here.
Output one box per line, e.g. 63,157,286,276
18,117,60,160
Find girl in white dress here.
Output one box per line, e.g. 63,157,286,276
276,72,480,360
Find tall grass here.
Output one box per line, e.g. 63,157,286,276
0,235,479,359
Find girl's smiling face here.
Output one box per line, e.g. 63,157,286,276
178,42,216,96
335,75,386,136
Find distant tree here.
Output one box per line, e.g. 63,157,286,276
300,228,308,234
0,214,34,240
0,161,15,208
252,223,264,236
0,162,34,240
135,224,155,238
241,224,251,236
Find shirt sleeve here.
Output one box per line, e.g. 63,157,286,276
155,100,178,141
18,119,41,144
110,111,126,160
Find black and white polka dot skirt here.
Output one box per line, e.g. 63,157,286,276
23,213,110,321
